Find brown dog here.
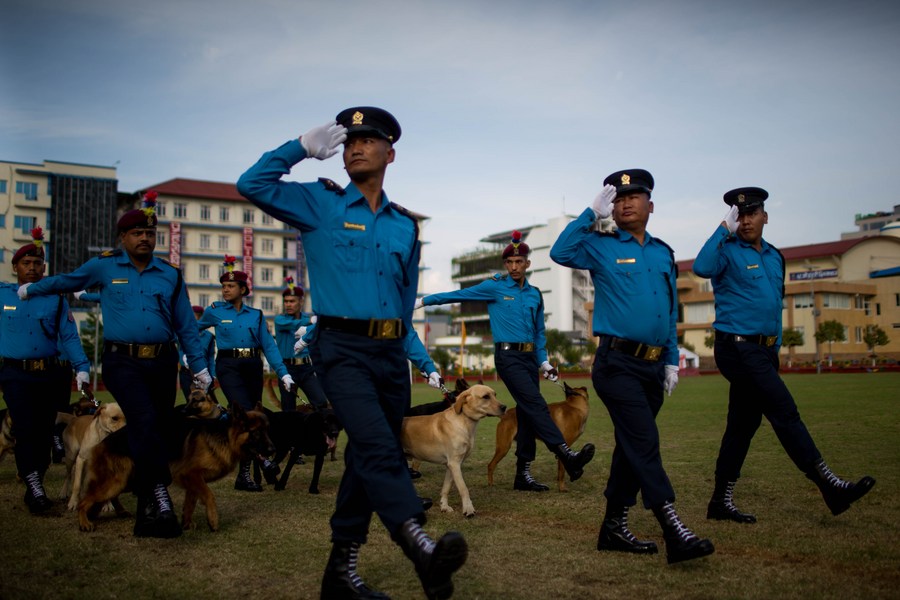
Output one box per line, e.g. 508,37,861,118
182,388,227,420
487,382,590,492
401,384,506,517
77,402,274,533
61,402,127,510
0,409,14,463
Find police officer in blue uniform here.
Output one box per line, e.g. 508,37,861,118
179,305,218,403
197,256,294,491
2,228,91,513
694,187,875,523
551,169,714,564
417,232,595,491
274,277,328,411
19,192,211,537
238,106,467,600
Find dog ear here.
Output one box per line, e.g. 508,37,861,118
454,390,469,414
564,381,573,394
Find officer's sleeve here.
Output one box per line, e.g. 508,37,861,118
259,316,288,379
692,227,730,279
27,259,101,298
173,280,207,374
534,295,549,365
273,314,298,334
196,307,215,331
57,300,90,373
550,208,597,270
205,332,218,378
401,238,421,335
664,260,679,367
405,327,436,375
301,323,316,346
237,139,323,233
423,278,496,307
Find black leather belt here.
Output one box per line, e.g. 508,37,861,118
2,356,61,372
105,342,176,359
715,331,777,347
495,342,535,352
600,336,664,362
219,348,261,358
284,357,312,366
318,315,405,340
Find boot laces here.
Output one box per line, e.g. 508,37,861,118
723,481,738,509
819,463,851,490
24,471,46,498
662,503,696,542
617,508,639,542
153,484,174,513
521,462,538,484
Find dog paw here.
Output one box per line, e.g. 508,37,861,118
440,504,454,513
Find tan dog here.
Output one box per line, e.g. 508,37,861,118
401,384,506,517
61,402,126,510
0,409,14,463
487,382,590,492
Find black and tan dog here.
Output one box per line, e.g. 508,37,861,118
256,405,342,493
77,402,274,533
486,382,591,492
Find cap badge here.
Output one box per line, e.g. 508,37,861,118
352,111,364,125
621,174,631,185
738,194,746,204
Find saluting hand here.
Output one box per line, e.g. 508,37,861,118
722,205,739,234
300,120,348,160
591,184,617,220
414,298,424,310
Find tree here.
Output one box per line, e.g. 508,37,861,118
704,333,715,349
815,320,846,367
430,347,454,374
544,328,572,363
782,328,804,368
79,309,103,367
863,325,890,367
562,346,583,366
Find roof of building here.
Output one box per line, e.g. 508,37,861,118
677,238,868,273
145,178,245,202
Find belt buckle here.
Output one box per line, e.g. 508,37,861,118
237,348,251,358
645,346,662,361
138,345,156,359
766,336,777,347
29,359,45,371
733,335,746,343
522,343,534,352
369,319,399,340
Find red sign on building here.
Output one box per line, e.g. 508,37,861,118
169,222,181,267
243,227,254,291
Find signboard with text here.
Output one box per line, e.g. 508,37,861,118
790,269,838,281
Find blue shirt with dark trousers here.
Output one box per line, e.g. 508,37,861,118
274,312,316,359
197,301,287,379
422,274,549,365
693,225,785,348
550,207,679,367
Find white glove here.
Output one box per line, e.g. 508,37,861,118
591,184,617,220
281,374,296,393
723,205,739,234
294,325,308,339
193,368,212,392
664,365,679,396
414,297,424,310
17,282,31,300
294,338,308,354
427,372,443,389
540,361,559,383
73,290,86,300
181,354,189,368
309,315,317,324
75,371,90,391
300,120,348,160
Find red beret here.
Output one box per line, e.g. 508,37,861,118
282,277,304,297
12,227,45,265
118,190,158,232
502,230,530,259
220,255,250,295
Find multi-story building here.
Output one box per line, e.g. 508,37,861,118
842,205,900,240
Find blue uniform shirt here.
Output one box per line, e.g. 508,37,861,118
405,328,436,375
0,284,89,371
25,250,206,373
274,312,316,359
237,139,420,329
198,301,288,379
423,274,550,365
178,329,217,378
693,225,785,347
550,208,679,366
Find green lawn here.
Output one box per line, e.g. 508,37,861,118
0,373,897,599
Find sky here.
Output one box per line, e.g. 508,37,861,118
2,0,899,294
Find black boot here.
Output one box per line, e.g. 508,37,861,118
234,459,263,492
133,492,156,537
408,464,422,480
23,471,53,514
420,496,434,512
553,443,596,482
320,541,391,600
652,501,715,564
707,479,757,523
597,504,658,554
393,518,467,600
513,458,549,492
150,484,182,538
804,459,876,516
52,434,65,464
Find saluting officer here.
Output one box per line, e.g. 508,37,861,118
416,232,595,491
19,192,211,537
197,256,294,491
178,305,218,403
238,106,467,600
551,169,714,564
1,228,90,513
694,187,875,523
274,277,328,411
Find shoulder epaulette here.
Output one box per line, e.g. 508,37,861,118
491,273,507,281
390,201,416,220
318,178,345,196
210,300,228,308
99,249,122,259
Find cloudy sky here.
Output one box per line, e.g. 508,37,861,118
2,0,898,294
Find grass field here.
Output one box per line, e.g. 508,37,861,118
0,373,897,599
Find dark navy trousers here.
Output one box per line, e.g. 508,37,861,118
494,349,565,462
216,356,263,412
713,339,821,480
279,362,329,411
1,364,63,477
311,328,422,543
591,340,675,509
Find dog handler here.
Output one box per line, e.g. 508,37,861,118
551,169,714,564
197,256,294,492
18,193,212,537
694,187,875,522
416,232,596,492
274,277,329,411
238,106,467,600
1,228,91,513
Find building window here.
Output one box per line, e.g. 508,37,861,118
219,207,230,222
822,293,850,309
200,205,211,221
262,213,274,226
243,209,254,224
684,301,715,324
157,202,167,216
261,296,274,312
218,236,229,251
198,293,209,307
877,303,882,316
156,231,167,246
261,267,273,283
855,326,863,344
262,238,274,254
793,293,813,309
14,215,36,233
0,180,7,193
173,203,188,218
200,234,211,250
842,326,849,343
16,181,38,200
0,214,5,228
896,294,900,307
199,264,210,280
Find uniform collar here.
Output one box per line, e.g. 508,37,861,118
615,229,655,245
344,182,392,214
115,251,162,271
736,236,770,252
501,274,530,291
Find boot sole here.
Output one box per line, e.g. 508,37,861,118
566,444,596,482
666,539,715,564
827,476,876,516
706,506,757,523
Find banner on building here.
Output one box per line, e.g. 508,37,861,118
169,222,181,267
243,227,254,291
